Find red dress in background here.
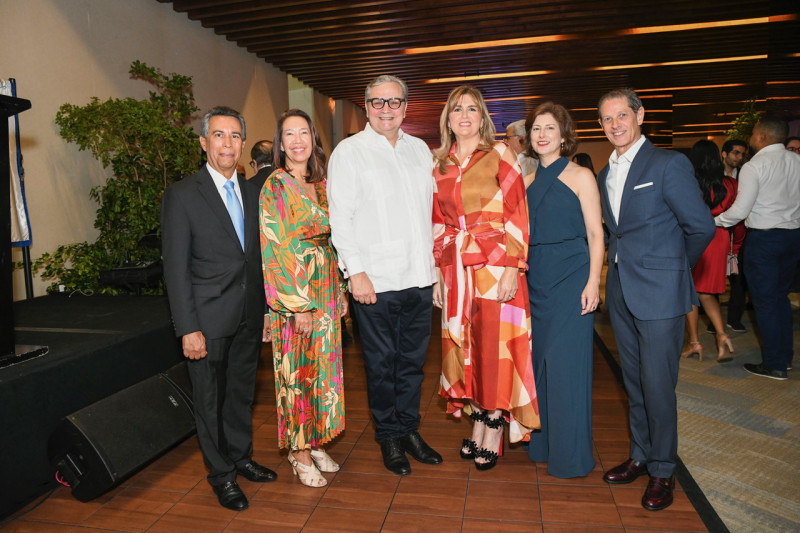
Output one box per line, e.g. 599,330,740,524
692,176,741,293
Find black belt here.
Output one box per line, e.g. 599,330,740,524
748,227,799,232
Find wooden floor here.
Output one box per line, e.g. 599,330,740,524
3,324,710,532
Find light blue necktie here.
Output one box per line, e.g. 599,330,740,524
224,180,245,250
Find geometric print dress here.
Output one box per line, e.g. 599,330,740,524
259,169,346,451
433,143,540,443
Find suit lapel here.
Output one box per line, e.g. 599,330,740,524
196,168,242,250
598,165,617,232
617,139,655,227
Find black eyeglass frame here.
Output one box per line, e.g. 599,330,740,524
367,97,406,110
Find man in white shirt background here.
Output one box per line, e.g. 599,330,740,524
506,119,538,177
327,75,442,476
715,116,800,381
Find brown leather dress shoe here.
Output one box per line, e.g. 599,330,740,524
602,458,648,484
642,476,674,511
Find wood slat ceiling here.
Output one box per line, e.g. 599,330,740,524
161,0,800,146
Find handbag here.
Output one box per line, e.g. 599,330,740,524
726,232,738,276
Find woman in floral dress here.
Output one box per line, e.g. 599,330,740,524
260,109,347,488
432,85,539,471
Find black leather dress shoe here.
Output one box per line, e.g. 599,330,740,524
237,460,278,482
400,431,443,464
603,458,648,484
642,476,674,511
212,480,248,511
380,438,411,476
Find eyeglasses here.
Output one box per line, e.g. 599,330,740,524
367,97,405,110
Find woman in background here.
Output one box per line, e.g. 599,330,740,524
681,140,740,362
432,85,539,471
524,102,603,478
260,109,347,487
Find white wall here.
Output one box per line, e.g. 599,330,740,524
1,0,289,298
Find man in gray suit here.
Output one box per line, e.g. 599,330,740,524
161,107,276,511
596,89,714,511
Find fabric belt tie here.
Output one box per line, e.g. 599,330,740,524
441,220,504,350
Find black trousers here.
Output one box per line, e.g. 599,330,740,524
352,286,433,442
187,320,261,486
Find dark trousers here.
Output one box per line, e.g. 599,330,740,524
352,286,433,442
606,265,683,478
743,228,800,372
187,321,261,486
726,248,747,325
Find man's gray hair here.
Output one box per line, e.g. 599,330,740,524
597,88,643,118
507,120,527,136
365,75,408,104
201,106,246,140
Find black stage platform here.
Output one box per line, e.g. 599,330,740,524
0,295,183,518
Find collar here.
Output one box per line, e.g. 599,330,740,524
609,135,647,166
206,163,240,190
752,143,787,160
364,123,405,144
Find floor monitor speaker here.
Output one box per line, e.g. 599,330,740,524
48,362,195,502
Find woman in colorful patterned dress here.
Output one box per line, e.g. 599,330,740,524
260,109,347,488
432,85,539,471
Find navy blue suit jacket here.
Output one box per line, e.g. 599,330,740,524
598,139,715,321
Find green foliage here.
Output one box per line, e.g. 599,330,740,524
725,98,763,142
31,61,201,294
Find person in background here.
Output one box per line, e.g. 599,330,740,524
715,116,800,381
681,140,741,363
432,85,539,471
784,136,800,154
572,152,596,178
260,109,347,488
506,119,538,177
249,139,274,189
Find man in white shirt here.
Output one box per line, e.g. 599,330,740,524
596,89,714,511
506,119,538,177
715,116,800,380
327,75,442,476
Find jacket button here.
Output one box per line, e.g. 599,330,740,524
616,233,622,239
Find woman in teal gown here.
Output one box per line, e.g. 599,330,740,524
523,102,604,478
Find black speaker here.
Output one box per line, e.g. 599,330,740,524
47,362,195,502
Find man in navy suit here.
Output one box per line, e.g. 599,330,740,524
162,107,276,511
596,89,715,511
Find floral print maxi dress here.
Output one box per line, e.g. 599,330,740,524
433,143,540,443
259,169,346,450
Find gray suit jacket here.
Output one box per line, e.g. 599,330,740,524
161,166,264,339
598,139,715,320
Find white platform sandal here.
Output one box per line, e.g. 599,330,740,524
310,449,340,473
288,451,327,488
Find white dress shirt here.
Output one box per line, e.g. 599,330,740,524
327,124,436,293
207,163,244,216
715,143,800,230
606,134,647,224
517,152,538,178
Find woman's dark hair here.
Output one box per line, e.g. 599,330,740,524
273,108,326,183
689,140,727,208
572,153,595,177
525,102,578,159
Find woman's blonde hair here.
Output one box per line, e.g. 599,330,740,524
433,85,496,174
